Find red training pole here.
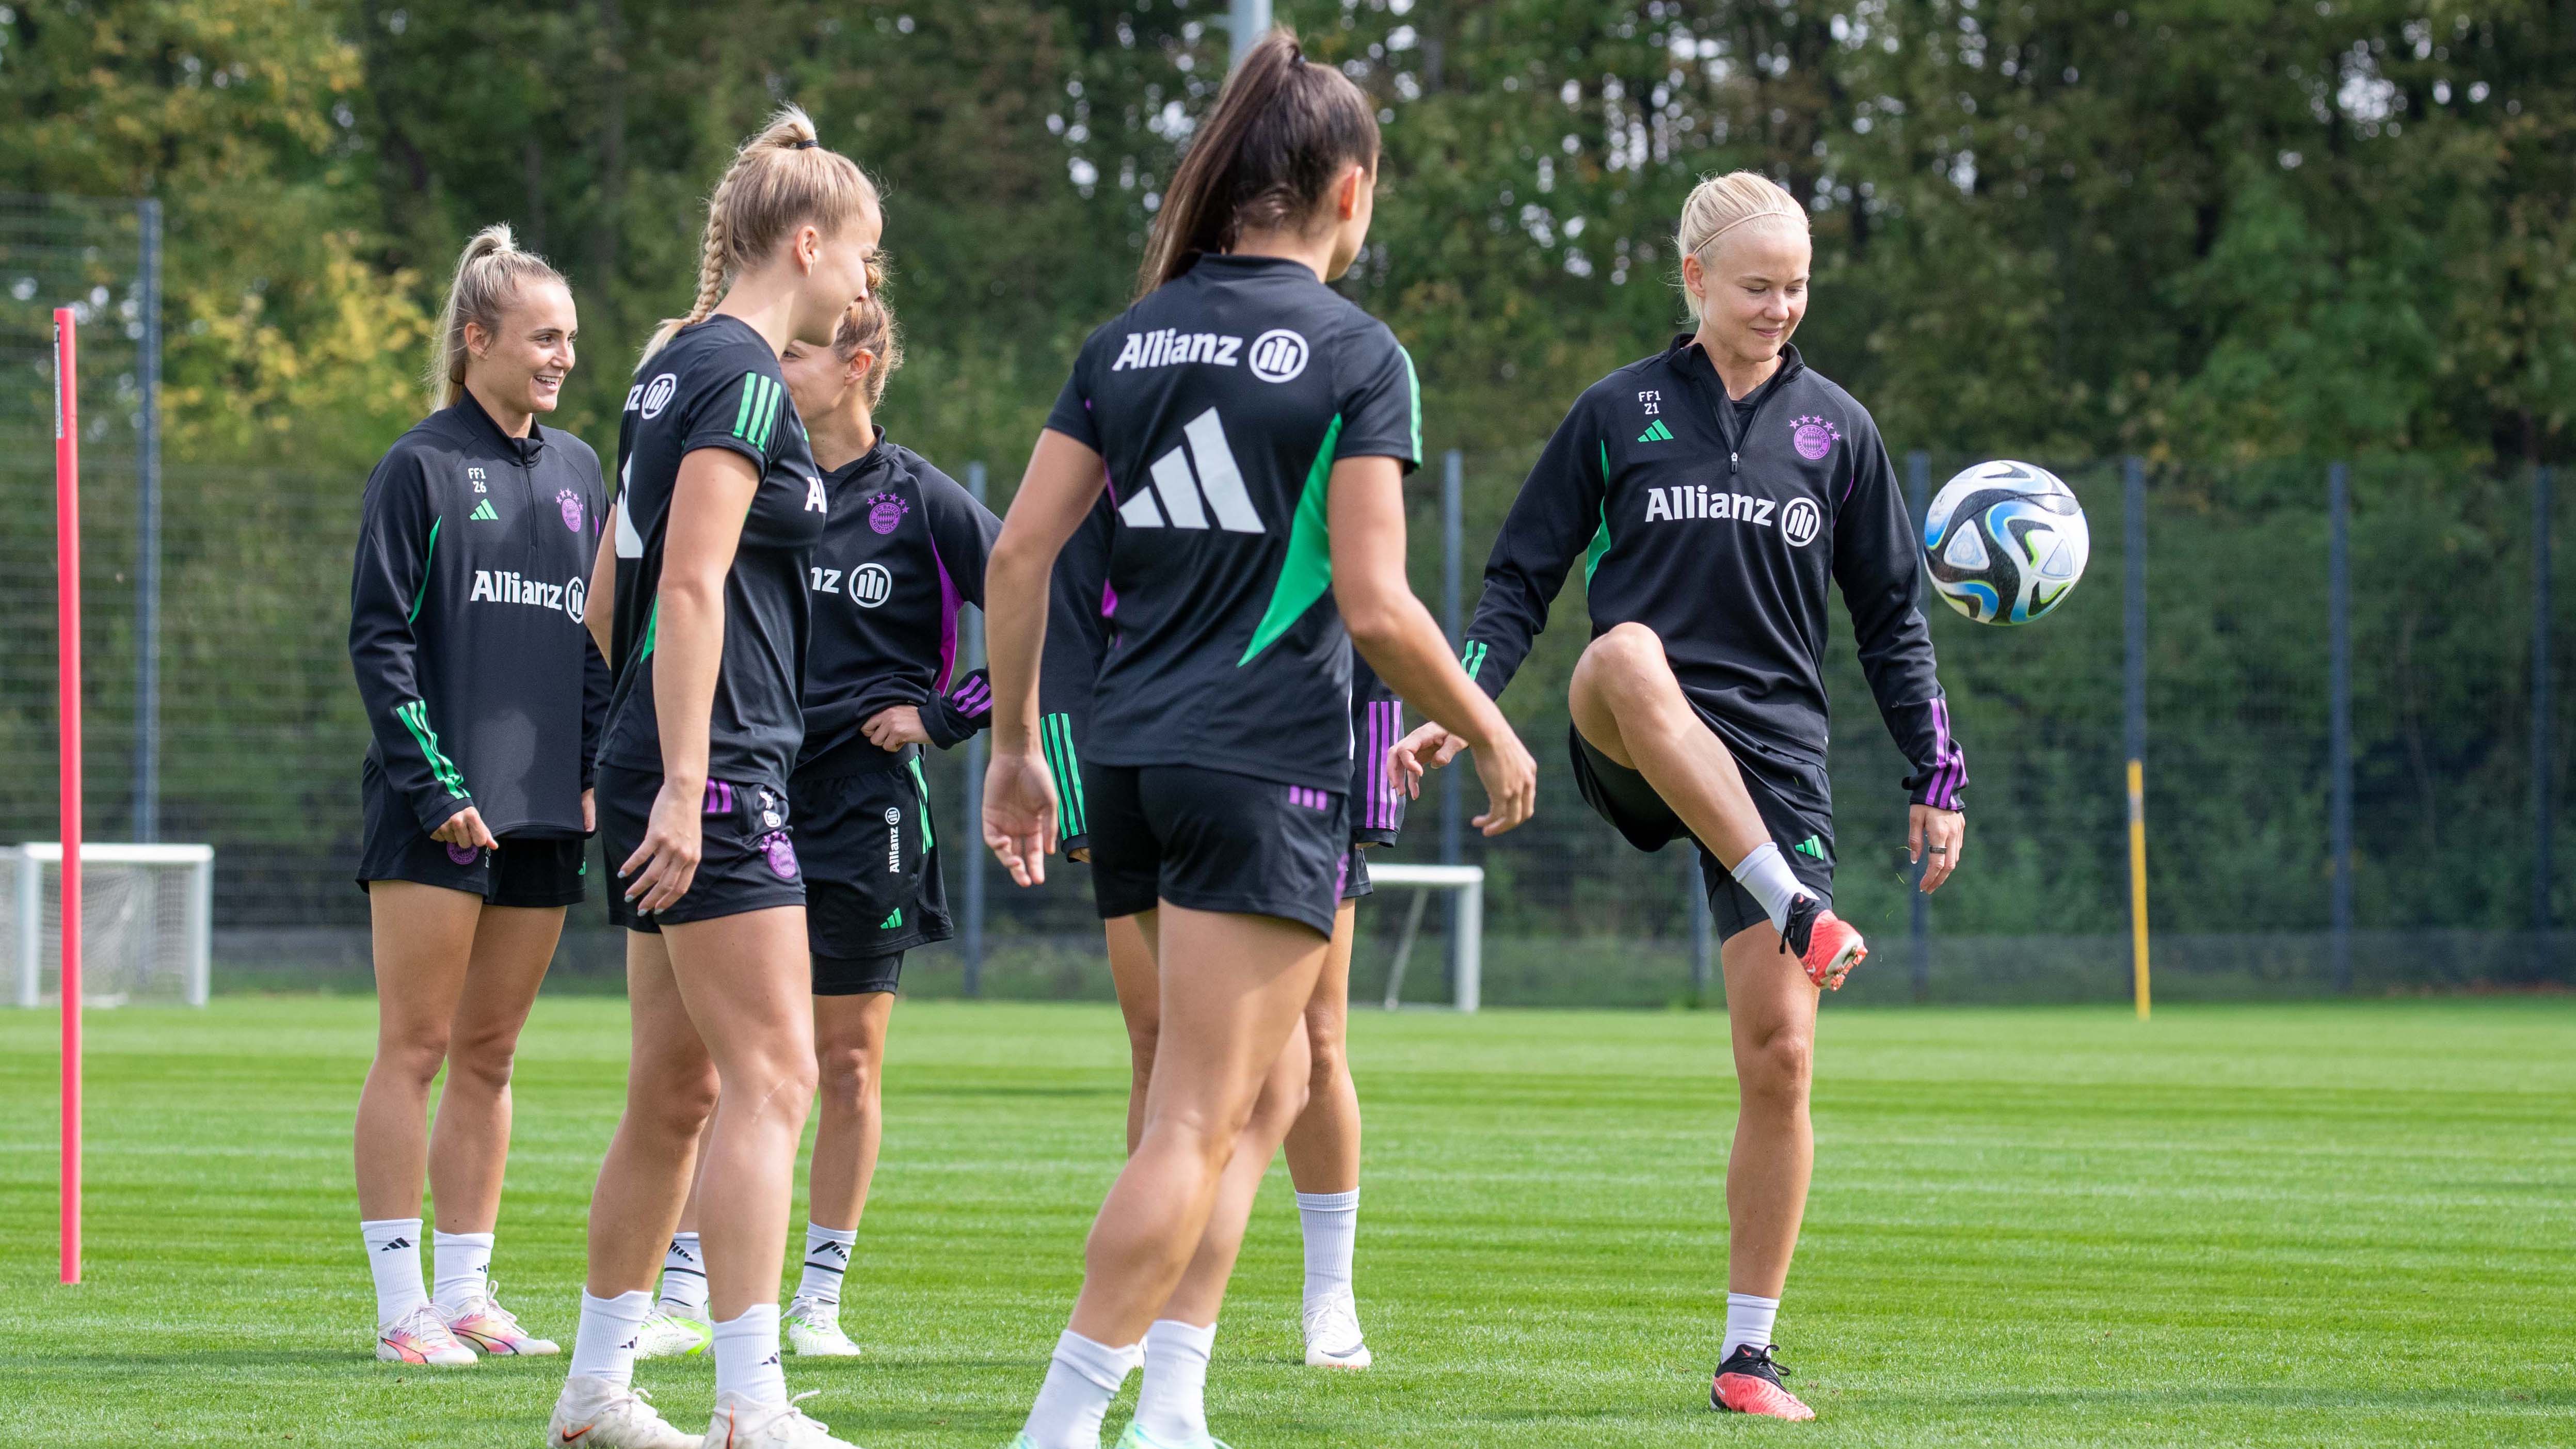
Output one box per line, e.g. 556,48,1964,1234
54,308,82,1287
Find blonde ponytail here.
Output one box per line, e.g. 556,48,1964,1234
426,224,567,413
829,256,904,408
643,105,881,361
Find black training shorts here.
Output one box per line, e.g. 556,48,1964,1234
1087,763,1349,938
598,763,805,931
796,754,952,981
1339,845,1372,903
1568,724,1833,942
356,758,586,907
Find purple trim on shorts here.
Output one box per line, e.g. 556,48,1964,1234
702,780,735,816
1334,851,1350,898
1365,698,1403,829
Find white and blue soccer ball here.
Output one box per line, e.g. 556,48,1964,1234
1923,460,2090,625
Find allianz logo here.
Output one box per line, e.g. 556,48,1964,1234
471,569,588,622
1642,485,1822,548
1109,327,1306,383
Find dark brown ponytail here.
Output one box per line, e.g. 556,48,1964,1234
1138,28,1380,296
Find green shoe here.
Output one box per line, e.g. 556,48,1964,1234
1113,1421,1235,1449
632,1308,713,1360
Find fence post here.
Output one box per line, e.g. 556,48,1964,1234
2536,465,2555,938
961,461,988,998
1441,449,1464,993
1907,450,1933,1001
133,197,163,843
2123,456,2151,1018
2328,461,2354,993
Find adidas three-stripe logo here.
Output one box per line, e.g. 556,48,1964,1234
732,372,786,450
1117,409,1263,532
1460,641,1490,679
1638,419,1675,442
1793,835,1826,858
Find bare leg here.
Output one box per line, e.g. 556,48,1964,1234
356,882,483,1220
582,930,720,1299
807,991,898,1233
1570,622,1771,868
1281,899,1360,1195
1104,914,1159,1154
426,904,565,1233
663,907,818,1322
1721,923,1820,1297
1154,1017,1311,1327
1065,904,1327,1345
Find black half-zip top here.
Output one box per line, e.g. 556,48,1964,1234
1459,336,1967,811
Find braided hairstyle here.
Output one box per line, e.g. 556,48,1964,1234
643,105,880,361
426,225,567,412
828,256,904,409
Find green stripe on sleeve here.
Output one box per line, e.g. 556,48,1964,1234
732,371,761,440
394,700,468,799
1399,344,1423,463
1461,641,1487,680
406,516,441,625
907,756,934,852
1045,713,1089,838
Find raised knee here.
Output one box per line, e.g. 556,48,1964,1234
1739,1030,1813,1106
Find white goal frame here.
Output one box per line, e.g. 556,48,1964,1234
10,842,214,1008
1364,863,1484,1012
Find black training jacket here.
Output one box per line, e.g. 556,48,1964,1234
796,430,1002,779
349,394,612,837
1462,339,1966,810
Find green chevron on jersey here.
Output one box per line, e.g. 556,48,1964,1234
1637,419,1675,443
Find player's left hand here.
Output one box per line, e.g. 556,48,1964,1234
1910,804,1964,893
982,747,1060,887
581,788,595,834
863,705,931,750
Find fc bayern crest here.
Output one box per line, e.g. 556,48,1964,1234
556,489,585,532
867,492,910,535
1790,415,1842,461
759,832,800,881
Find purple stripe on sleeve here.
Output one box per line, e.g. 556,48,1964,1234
927,538,961,693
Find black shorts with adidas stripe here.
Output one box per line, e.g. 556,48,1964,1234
1087,762,1350,939
1567,720,1834,943
795,749,951,991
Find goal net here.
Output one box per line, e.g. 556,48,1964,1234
5,844,212,1007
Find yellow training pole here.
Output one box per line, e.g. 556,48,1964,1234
2127,757,2150,1019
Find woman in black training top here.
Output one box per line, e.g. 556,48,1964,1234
548,108,878,1449
347,224,604,1368
980,31,1534,1449
1395,171,1969,1423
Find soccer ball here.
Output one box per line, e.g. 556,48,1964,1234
1923,460,2090,625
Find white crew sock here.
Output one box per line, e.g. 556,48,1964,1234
431,1230,494,1311
1723,1292,1781,1359
568,1289,653,1388
795,1222,856,1307
1020,1329,1141,1449
658,1232,709,1316
1295,1189,1360,1309
1729,843,1805,933
713,1302,788,1408
1134,1319,1217,1445
361,1217,428,1326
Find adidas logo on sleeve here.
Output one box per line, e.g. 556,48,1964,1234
1116,408,1264,533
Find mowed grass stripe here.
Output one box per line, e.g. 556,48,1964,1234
2,999,2570,1446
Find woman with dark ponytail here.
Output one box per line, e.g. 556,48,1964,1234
980,31,1535,1449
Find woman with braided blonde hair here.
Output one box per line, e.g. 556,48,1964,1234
547,105,879,1449
1394,169,1969,1420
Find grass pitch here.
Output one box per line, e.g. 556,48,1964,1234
2,996,2571,1447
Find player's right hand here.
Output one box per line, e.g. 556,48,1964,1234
620,777,705,914
1468,724,1538,835
1388,722,1468,798
982,747,1060,887
430,805,499,852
